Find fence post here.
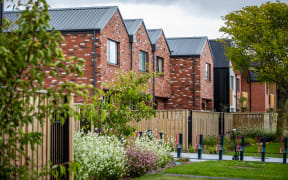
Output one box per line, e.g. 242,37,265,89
188,111,192,146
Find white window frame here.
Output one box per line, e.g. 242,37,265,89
139,51,147,72
157,57,163,73
205,63,211,80
107,40,118,65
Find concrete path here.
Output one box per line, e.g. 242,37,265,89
170,152,287,163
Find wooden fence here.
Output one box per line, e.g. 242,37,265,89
190,112,277,146
129,110,189,150
3,93,74,179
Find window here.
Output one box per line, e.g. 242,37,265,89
205,63,211,80
156,57,163,74
107,40,118,65
230,76,234,90
139,51,147,72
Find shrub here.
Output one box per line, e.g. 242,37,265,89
133,134,172,168
236,128,276,142
125,145,158,177
74,132,126,180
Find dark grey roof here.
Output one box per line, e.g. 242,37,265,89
123,19,143,35
209,39,231,68
249,71,259,82
167,37,208,56
3,6,118,31
147,29,163,45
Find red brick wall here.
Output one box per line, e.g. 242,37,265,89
251,82,269,112
154,32,170,99
43,33,94,103
98,10,130,89
200,41,214,111
165,56,201,110
131,23,153,94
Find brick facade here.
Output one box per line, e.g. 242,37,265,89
165,40,214,111
154,32,171,109
200,41,214,111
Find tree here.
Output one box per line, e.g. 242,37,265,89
0,0,87,178
81,71,156,137
220,1,288,137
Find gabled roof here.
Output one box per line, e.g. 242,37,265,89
249,71,259,82
147,29,163,45
167,37,208,56
147,29,171,52
3,6,119,32
209,39,231,68
123,19,143,35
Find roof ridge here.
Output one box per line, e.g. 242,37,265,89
167,36,208,40
124,18,143,21
147,29,163,31
4,6,118,13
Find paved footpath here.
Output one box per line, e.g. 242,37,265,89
170,152,287,163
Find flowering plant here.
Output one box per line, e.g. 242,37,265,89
74,131,126,180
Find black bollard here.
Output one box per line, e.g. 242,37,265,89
177,133,183,158
147,129,152,140
240,136,245,161
159,132,163,146
261,137,266,162
283,137,287,164
139,131,143,138
219,135,224,160
198,134,203,160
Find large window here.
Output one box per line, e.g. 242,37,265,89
156,57,163,74
205,63,211,80
107,40,118,65
139,51,147,72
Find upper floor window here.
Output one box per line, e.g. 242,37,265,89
139,51,147,72
156,57,163,74
205,63,211,80
107,40,118,65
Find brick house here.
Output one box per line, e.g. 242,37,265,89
147,29,171,109
123,19,171,109
209,40,241,112
241,71,277,112
166,37,214,111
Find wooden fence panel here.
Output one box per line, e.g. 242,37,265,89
191,111,221,146
130,110,189,150
5,93,75,179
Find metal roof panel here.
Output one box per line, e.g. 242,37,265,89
3,6,118,31
167,37,208,56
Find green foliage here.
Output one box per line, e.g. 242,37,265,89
220,1,288,136
235,128,276,142
81,71,156,137
0,0,87,178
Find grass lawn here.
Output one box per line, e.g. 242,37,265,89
225,142,283,158
135,174,207,180
162,161,287,180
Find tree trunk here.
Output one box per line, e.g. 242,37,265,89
276,83,288,138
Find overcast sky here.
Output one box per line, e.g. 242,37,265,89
5,0,288,39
